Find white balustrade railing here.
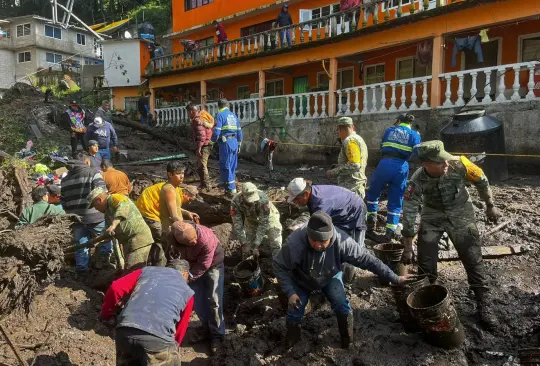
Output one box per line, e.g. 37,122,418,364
263,91,330,120
439,61,539,108
154,105,190,127
336,76,432,115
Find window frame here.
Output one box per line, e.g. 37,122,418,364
240,20,274,38
44,24,62,40
76,33,86,46
306,3,340,30
381,0,411,10
316,67,355,90
206,88,220,101
184,0,214,12
237,85,251,100
395,56,432,80
16,23,31,37
46,52,63,64
518,32,540,63
18,51,31,63
264,79,285,97
364,63,386,85
197,36,214,48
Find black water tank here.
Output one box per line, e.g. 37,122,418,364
138,23,155,41
440,109,508,183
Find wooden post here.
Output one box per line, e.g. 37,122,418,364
328,58,338,117
430,35,444,108
200,80,207,109
149,88,156,115
258,70,265,119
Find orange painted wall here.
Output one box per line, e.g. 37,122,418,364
140,41,152,77
112,86,140,110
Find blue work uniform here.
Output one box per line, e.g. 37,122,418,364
211,107,243,192
366,123,421,233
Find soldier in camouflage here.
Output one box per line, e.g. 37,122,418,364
88,187,154,270
400,140,501,330
327,117,369,198
231,182,282,258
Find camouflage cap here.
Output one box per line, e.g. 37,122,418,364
86,187,107,208
416,140,457,163
242,182,260,203
181,185,203,202
337,117,354,126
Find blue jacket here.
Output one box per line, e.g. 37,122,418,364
380,123,421,160
211,107,243,143
308,185,366,231
86,121,118,150
117,267,194,343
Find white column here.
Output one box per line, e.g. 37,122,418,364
335,91,342,116
511,66,521,101
353,89,360,114
285,97,291,120
371,86,378,113
421,79,429,108
292,96,298,119
469,71,478,105
389,82,397,112
443,75,453,107
345,89,352,115
228,42,232,58
496,69,508,102
362,87,368,114
254,36,258,53
456,74,465,106
526,64,536,100
247,38,252,53
398,82,407,111
380,85,387,112
321,93,327,117
482,70,493,104
313,93,319,118
410,81,418,110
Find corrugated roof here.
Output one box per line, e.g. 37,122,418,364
90,22,106,30
95,18,131,33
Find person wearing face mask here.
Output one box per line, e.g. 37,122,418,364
167,221,225,355
231,182,282,259
401,140,501,330
273,211,408,349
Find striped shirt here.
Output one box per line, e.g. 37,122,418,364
61,161,106,225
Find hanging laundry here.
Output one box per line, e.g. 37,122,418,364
416,40,433,68
451,36,484,67
479,29,490,43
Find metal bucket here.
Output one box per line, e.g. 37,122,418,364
233,259,264,297
519,348,540,365
390,276,429,332
406,285,465,349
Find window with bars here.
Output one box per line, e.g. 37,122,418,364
94,38,103,59
396,57,431,80
16,23,31,37
45,25,62,39
521,36,540,62
46,52,62,64
77,33,86,45
237,86,250,100
124,97,139,113
185,0,214,11
18,51,31,63
365,64,385,85
240,20,274,38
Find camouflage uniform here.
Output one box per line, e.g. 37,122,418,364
105,194,154,269
231,183,282,256
330,117,368,198
402,142,494,290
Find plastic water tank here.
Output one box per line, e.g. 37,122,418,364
440,109,508,182
138,23,155,41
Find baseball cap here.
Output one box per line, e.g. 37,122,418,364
93,117,104,126
88,140,99,147
416,140,457,163
286,177,307,203
181,185,203,202
70,100,79,105
46,184,61,195
86,187,107,208
337,117,354,126
242,182,260,203
397,114,414,123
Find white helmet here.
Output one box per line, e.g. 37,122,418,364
93,116,104,126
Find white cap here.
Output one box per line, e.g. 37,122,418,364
286,178,307,203
93,116,104,126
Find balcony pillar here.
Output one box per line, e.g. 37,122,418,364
258,70,265,119
200,80,207,109
430,34,444,108
327,58,338,117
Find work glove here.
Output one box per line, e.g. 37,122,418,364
241,243,251,259
486,206,501,223
288,294,302,310
400,237,415,265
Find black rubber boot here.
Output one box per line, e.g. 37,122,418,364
367,215,376,232
384,229,396,242
286,321,301,348
336,312,354,349
474,288,497,331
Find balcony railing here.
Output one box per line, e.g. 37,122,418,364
148,0,460,75
439,61,540,107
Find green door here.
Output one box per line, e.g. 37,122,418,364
293,76,309,117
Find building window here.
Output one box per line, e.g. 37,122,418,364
317,68,354,90
206,88,220,101
45,25,62,39
521,35,540,62
16,23,31,37
396,57,432,80
266,79,284,97
18,51,31,63
198,36,214,47
124,97,139,112
365,64,385,85
301,3,340,30
77,33,86,45
237,86,250,100
185,0,214,12
382,0,411,9
240,20,274,38
46,52,63,64
94,38,103,59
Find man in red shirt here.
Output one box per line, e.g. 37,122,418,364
188,103,214,190
101,259,194,365
212,20,228,60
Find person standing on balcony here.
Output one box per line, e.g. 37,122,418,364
326,117,368,198
275,4,293,47
366,114,421,242
211,99,242,197
212,21,228,60
188,103,215,190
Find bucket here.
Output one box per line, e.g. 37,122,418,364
519,348,540,365
406,285,465,349
390,276,429,332
233,259,264,297
373,243,406,278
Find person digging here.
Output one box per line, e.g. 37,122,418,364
273,211,409,349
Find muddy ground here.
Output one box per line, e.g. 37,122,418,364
1,116,540,365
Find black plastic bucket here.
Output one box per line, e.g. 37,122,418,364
406,285,465,349
519,348,540,365
373,243,406,279
391,276,429,332
233,259,264,297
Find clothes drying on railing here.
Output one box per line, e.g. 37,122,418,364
416,40,433,68
451,36,484,67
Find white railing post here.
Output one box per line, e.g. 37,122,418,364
380,85,387,112
511,66,521,101
362,86,368,114
285,97,291,120
371,86,378,113
456,74,465,106
496,69,507,103
292,96,298,119
353,89,360,114
313,93,319,118
336,91,342,116
321,92,327,118
526,64,536,100
398,82,407,111
421,79,429,108
443,75,453,107
345,89,352,115
410,81,418,110
389,82,397,111
482,70,493,104
469,71,478,105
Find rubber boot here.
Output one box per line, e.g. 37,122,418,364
384,229,396,242
366,215,376,232
286,322,301,348
336,312,354,349
474,288,497,331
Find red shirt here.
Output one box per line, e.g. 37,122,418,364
101,269,193,345
216,23,228,43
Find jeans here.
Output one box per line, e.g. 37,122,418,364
98,148,111,161
189,263,225,338
280,29,291,47
73,221,113,271
115,327,181,366
287,271,352,323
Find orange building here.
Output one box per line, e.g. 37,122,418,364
115,0,539,127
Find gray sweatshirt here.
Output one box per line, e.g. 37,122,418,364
273,226,400,297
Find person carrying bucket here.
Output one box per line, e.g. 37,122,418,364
273,211,409,349
167,221,225,355
231,182,282,258
401,140,501,330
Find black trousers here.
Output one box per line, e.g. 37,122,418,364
115,327,181,366
71,132,87,157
